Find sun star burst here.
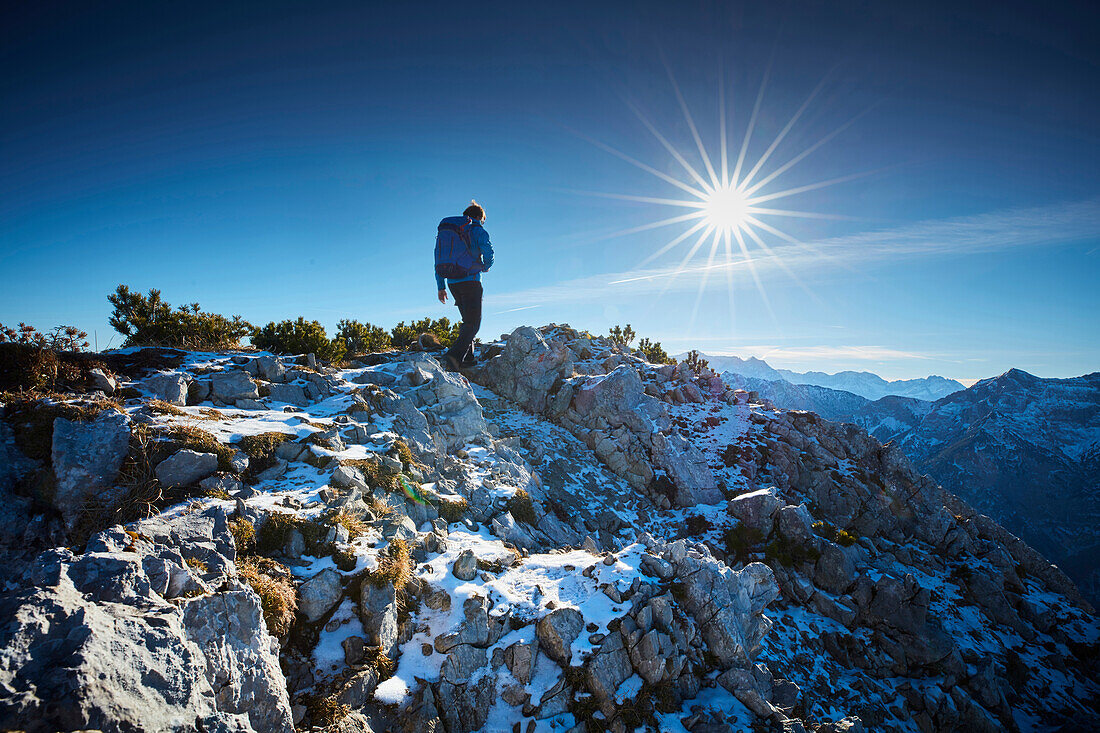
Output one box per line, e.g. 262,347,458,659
576,61,864,328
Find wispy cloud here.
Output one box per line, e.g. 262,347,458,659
492,198,1100,306
702,344,934,362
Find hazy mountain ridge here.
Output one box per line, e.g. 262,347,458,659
698,353,965,401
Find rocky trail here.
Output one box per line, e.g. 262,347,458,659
0,325,1097,732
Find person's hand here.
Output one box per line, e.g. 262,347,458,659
437,289,448,304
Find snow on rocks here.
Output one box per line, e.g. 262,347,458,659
2,337,1098,732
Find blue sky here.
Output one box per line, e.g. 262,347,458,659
2,0,1098,382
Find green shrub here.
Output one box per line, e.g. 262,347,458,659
336,319,392,354
252,317,346,363
607,324,636,347
507,489,537,525
764,535,821,567
683,349,711,376
722,524,764,563
636,337,673,364
390,317,460,350
108,285,253,350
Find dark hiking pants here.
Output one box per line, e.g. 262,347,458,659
446,281,482,364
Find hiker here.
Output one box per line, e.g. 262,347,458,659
435,200,494,371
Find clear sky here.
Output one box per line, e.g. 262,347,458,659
3,1,1098,382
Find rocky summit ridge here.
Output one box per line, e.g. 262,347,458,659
0,324,1097,733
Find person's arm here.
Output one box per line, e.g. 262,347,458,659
475,226,494,271
436,273,447,302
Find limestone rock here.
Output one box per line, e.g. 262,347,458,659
145,372,190,405
156,449,218,488
358,580,399,658
299,568,343,622
452,548,478,581
536,607,584,665
51,409,131,530
212,371,259,403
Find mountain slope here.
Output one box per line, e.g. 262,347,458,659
896,368,1100,603
1,332,1096,732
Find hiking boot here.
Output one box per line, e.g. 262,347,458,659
443,354,463,372
460,357,478,367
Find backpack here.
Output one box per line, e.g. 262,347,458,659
434,216,482,279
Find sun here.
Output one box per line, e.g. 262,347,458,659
574,60,860,326
702,182,749,235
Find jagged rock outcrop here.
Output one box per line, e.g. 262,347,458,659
0,511,293,732
470,326,720,507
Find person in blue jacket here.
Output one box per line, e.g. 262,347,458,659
436,200,494,370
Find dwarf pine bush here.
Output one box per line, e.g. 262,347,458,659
336,319,391,354
607,324,637,346
252,317,346,363
636,337,673,364
390,317,460,349
108,285,254,350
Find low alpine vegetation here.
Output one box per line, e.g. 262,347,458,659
108,285,254,350
252,317,346,364
336,319,392,354
390,317,460,350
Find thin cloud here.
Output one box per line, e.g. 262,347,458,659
493,197,1100,306
703,344,935,362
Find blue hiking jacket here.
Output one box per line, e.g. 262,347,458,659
436,216,494,291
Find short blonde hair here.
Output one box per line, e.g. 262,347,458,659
463,200,485,221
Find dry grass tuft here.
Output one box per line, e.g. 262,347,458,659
324,509,367,540
365,538,412,593
437,497,469,524
340,457,400,492
147,399,186,416
228,517,256,554
238,556,297,638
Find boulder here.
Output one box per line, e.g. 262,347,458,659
299,568,343,622
536,607,584,665
199,473,246,496
266,382,309,407
89,368,120,394
145,372,190,405
728,488,782,536
672,554,778,666
477,326,574,414
211,371,259,403
777,504,815,544
452,548,478,581
156,449,218,488
51,409,131,530
358,581,399,658
0,516,293,733
814,542,856,595
255,355,286,383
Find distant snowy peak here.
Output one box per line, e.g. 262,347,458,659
692,352,965,400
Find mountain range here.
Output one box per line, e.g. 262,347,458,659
722,365,1100,605
698,353,965,401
